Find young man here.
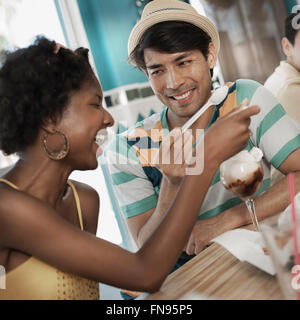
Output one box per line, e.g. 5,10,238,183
265,12,300,184
107,0,300,296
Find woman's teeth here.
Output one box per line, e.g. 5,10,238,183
95,133,107,145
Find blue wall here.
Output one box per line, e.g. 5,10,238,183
77,0,147,91
284,0,299,13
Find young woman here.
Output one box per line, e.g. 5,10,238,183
0,37,259,299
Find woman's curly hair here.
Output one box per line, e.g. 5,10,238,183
0,36,95,155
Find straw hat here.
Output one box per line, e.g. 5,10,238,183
128,0,220,58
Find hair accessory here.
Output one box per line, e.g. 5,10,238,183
42,130,69,160
128,0,220,61
54,43,68,54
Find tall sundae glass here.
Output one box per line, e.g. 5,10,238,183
220,147,264,232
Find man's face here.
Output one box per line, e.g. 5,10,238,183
291,29,300,71
144,48,214,122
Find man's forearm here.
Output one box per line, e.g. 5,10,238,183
256,171,300,219
136,176,182,247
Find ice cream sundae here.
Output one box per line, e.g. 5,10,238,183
220,147,264,235
220,148,264,200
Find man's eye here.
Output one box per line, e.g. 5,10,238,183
179,60,191,66
151,70,162,76
92,104,101,109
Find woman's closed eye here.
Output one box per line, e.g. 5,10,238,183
91,103,102,110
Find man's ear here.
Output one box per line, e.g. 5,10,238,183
207,42,217,69
282,37,293,58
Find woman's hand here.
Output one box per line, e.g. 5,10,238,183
205,101,260,167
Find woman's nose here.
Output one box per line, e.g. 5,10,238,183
103,109,114,127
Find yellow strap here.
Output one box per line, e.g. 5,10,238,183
0,178,18,190
0,178,84,231
67,180,84,231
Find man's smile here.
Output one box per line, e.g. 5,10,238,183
168,88,195,106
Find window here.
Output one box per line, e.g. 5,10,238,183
0,0,66,168
199,0,286,84
0,0,122,246
0,0,65,50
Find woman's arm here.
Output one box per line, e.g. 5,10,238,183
0,106,259,293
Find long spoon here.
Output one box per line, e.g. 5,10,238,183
182,86,229,132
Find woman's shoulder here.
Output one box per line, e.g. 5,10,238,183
68,180,100,234
68,180,99,205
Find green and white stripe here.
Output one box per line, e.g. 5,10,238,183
107,79,300,220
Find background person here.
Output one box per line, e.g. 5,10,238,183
265,12,300,184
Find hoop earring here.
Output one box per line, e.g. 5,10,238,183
42,130,69,160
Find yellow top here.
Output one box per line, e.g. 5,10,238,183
0,179,99,300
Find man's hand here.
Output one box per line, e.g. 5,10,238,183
154,128,195,185
183,215,224,255
129,128,196,247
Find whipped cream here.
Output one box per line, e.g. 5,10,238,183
249,147,263,162
226,147,263,163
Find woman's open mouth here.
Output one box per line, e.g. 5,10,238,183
94,129,108,146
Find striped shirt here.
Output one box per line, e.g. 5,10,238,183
106,79,300,220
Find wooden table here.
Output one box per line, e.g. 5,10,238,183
141,217,284,300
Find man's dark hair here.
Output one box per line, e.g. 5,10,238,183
129,21,212,72
285,12,300,45
0,36,95,155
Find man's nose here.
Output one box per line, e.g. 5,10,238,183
165,68,184,89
